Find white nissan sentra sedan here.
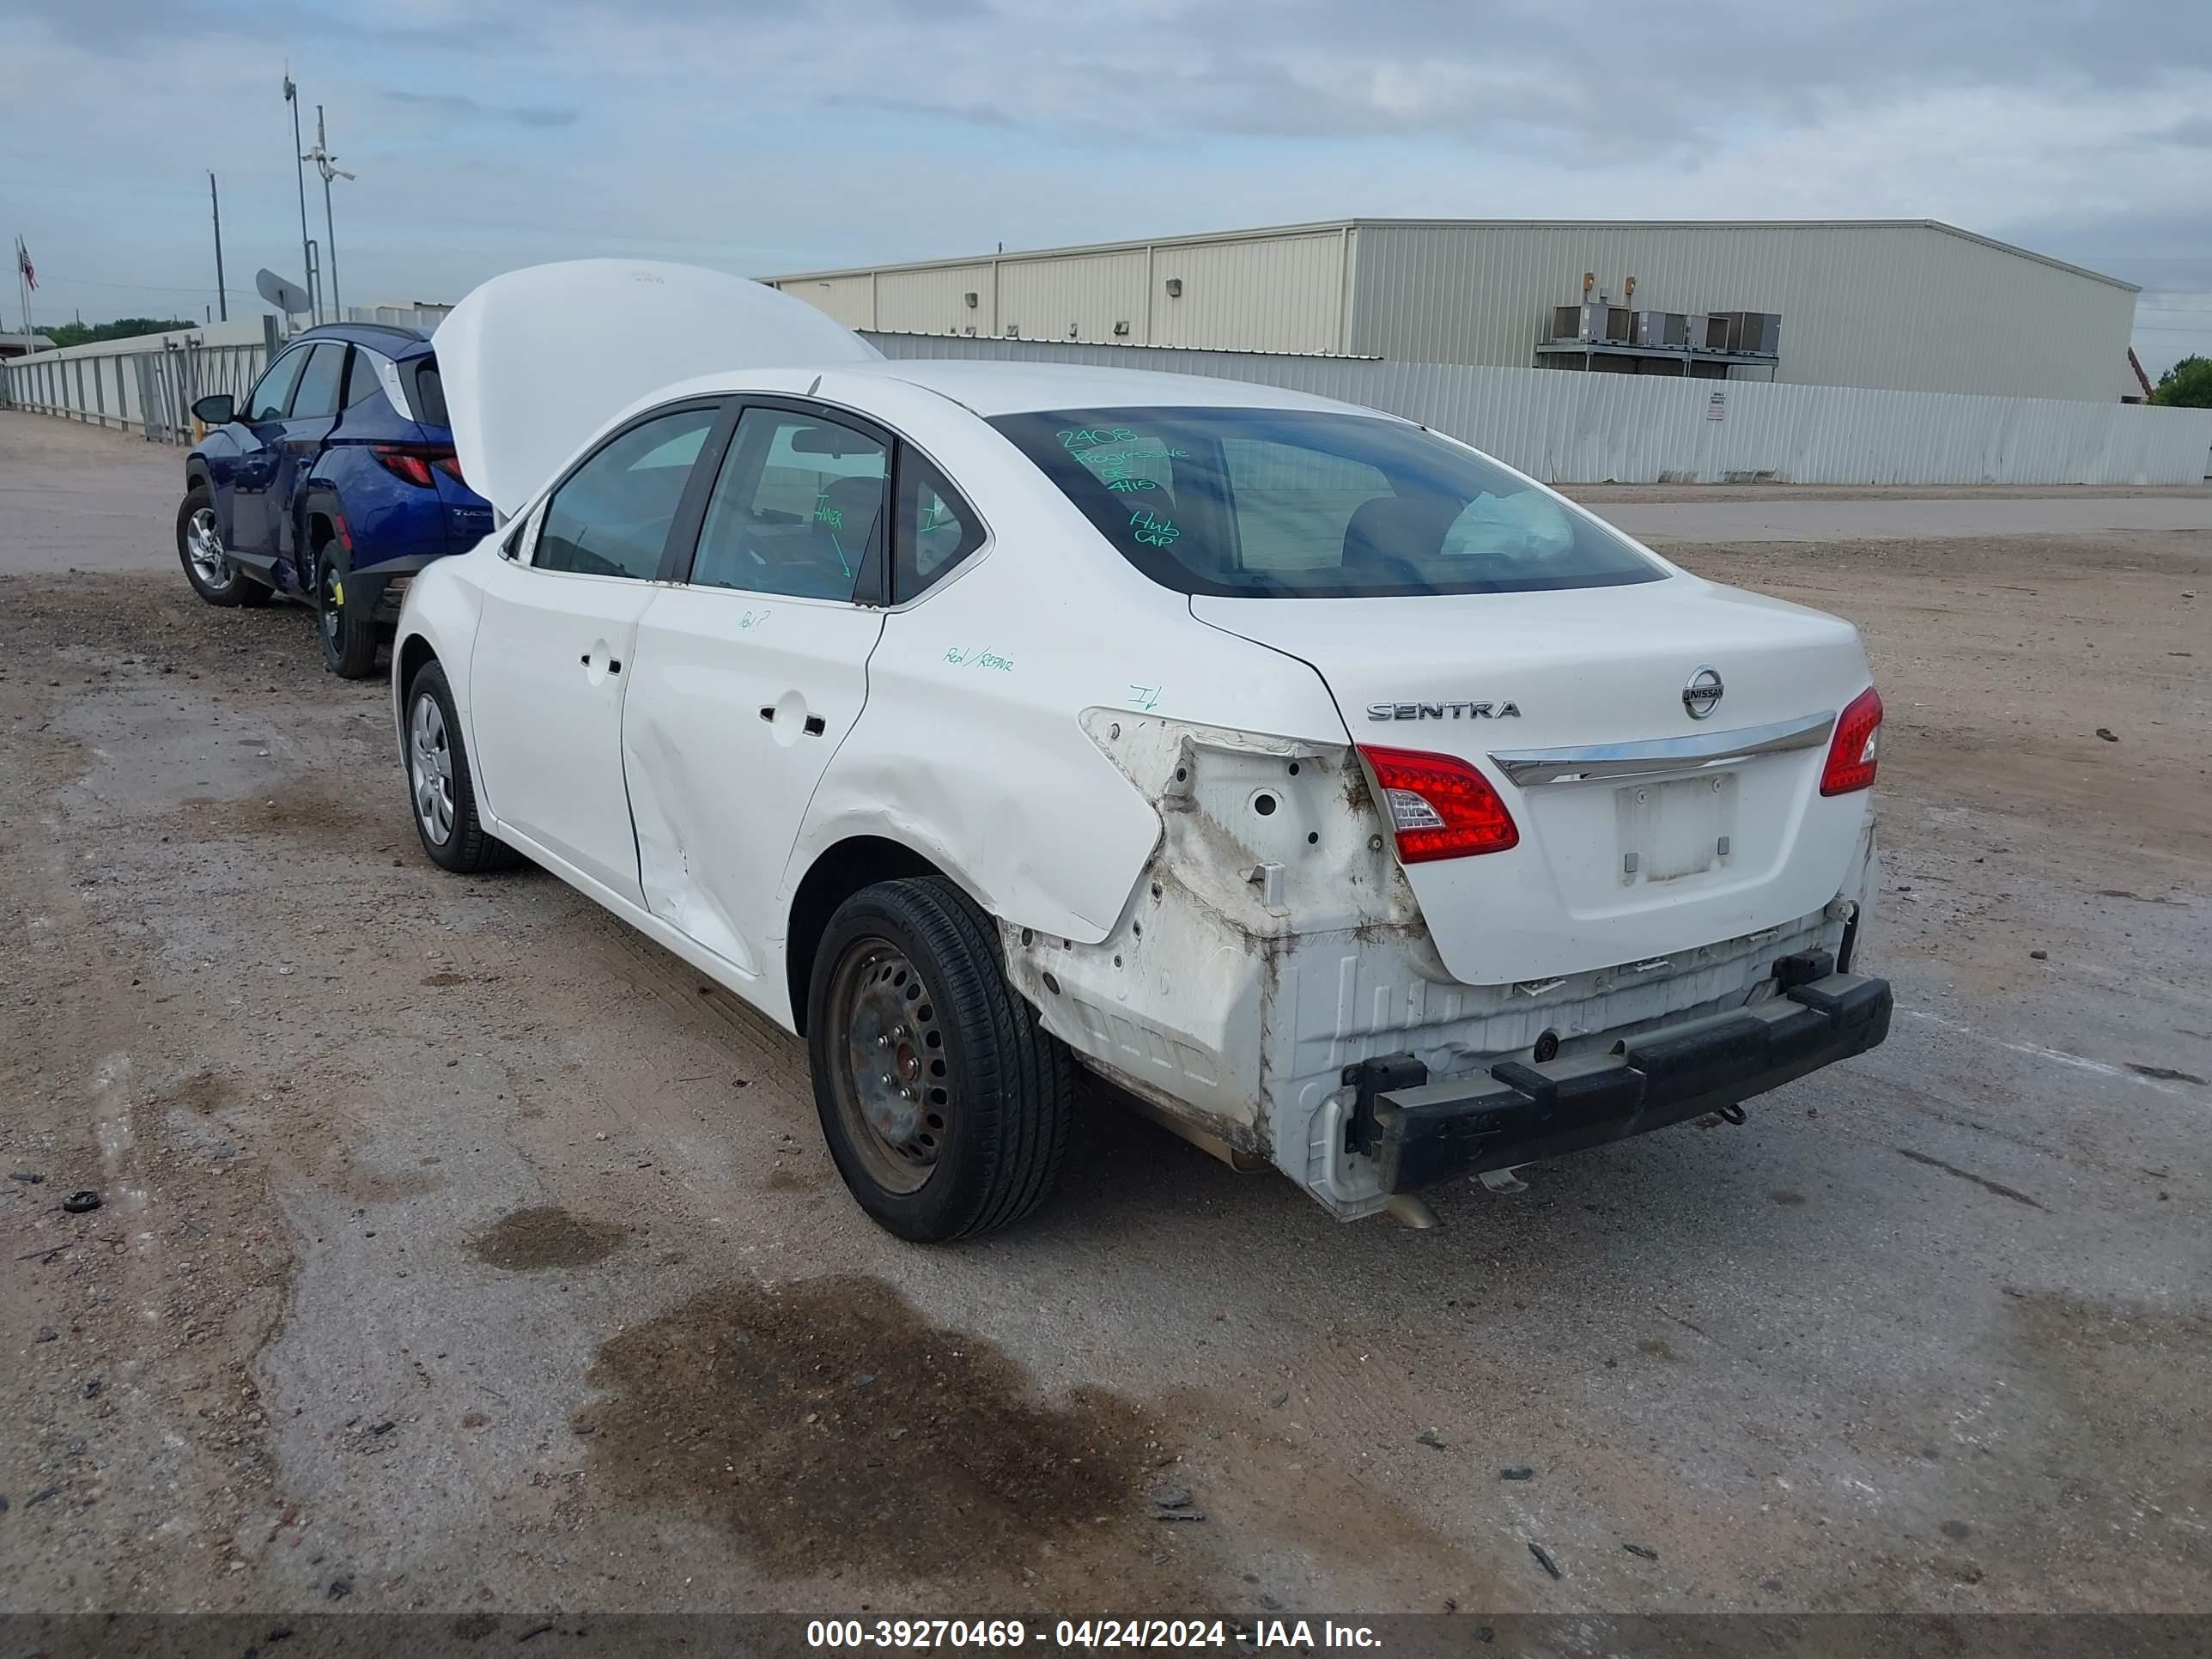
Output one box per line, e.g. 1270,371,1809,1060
394,261,1891,1241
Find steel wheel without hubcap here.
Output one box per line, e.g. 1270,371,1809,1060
409,690,456,847
827,940,951,1195
185,507,234,592
319,562,344,651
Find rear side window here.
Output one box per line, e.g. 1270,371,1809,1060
535,406,718,580
990,407,1665,599
894,453,981,602
289,343,346,420
690,408,886,600
344,348,387,408
246,347,309,422
410,361,449,427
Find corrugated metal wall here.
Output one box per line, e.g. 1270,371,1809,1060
876,262,998,337
1151,230,1348,352
1350,222,2137,402
779,220,2138,402
782,273,876,330
997,247,1150,343
860,334,2212,487
776,227,1352,354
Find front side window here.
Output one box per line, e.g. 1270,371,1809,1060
535,405,718,580
989,407,1667,599
289,343,347,421
246,348,309,422
689,408,886,599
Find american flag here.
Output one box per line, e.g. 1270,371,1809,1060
14,237,33,291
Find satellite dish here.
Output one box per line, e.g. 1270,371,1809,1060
256,268,311,315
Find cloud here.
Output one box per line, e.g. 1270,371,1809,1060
0,0,2204,374
381,88,580,126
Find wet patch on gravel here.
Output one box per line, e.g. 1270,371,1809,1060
469,1206,627,1271
183,781,396,846
169,1069,239,1116
581,1273,1173,1586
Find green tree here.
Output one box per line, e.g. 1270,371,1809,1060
2151,354,2212,409
43,317,197,349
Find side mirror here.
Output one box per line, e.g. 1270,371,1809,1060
191,393,235,426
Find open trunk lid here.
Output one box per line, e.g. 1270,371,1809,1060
434,259,882,520
1194,576,1875,986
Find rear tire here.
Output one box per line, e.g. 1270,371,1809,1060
404,660,520,873
807,878,1074,1242
176,485,270,607
316,545,380,678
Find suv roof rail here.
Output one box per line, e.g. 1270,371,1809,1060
298,321,431,346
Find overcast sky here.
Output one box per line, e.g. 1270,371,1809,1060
4,0,2209,376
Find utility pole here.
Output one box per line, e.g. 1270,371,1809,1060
303,106,356,323
208,172,228,322
284,70,315,322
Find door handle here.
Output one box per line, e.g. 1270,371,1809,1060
758,704,826,737
580,652,622,675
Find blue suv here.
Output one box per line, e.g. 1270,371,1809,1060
179,323,496,677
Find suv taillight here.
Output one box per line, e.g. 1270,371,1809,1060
371,443,461,488
1820,686,1883,796
1358,745,1520,862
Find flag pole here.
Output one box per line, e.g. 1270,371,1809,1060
15,237,32,355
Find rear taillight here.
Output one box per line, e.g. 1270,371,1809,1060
370,443,458,488
1358,745,1520,862
1820,686,1883,796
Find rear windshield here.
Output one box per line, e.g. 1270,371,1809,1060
990,407,1665,598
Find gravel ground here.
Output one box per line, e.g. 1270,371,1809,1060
1,410,2206,1620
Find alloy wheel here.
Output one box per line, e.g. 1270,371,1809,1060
185,507,233,591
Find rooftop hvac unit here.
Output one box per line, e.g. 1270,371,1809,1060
1554,301,1637,344
1718,311,1781,356
1636,310,1690,349
1686,313,1729,352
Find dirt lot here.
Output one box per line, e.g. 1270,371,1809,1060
2,411,2207,1623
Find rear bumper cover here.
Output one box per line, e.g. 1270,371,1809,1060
1351,954,1892,1194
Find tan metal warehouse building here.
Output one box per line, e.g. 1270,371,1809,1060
769,219,2139,402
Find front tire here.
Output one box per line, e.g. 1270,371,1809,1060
808,878,1074,1242
404,660,520,873
315,546,380,678
175,485,270,607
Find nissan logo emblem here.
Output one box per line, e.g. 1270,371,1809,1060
1682,666,1724,720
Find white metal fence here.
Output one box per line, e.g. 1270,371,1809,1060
1,319,276,443
8,320,2207,485
863,333,2212,487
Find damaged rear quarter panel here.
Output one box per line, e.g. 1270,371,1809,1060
1001,714,1426,1154
787,409,1351,958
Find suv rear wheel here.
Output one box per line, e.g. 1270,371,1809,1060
808,877,1074,1242
176,485,270,607
315,543,380,678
